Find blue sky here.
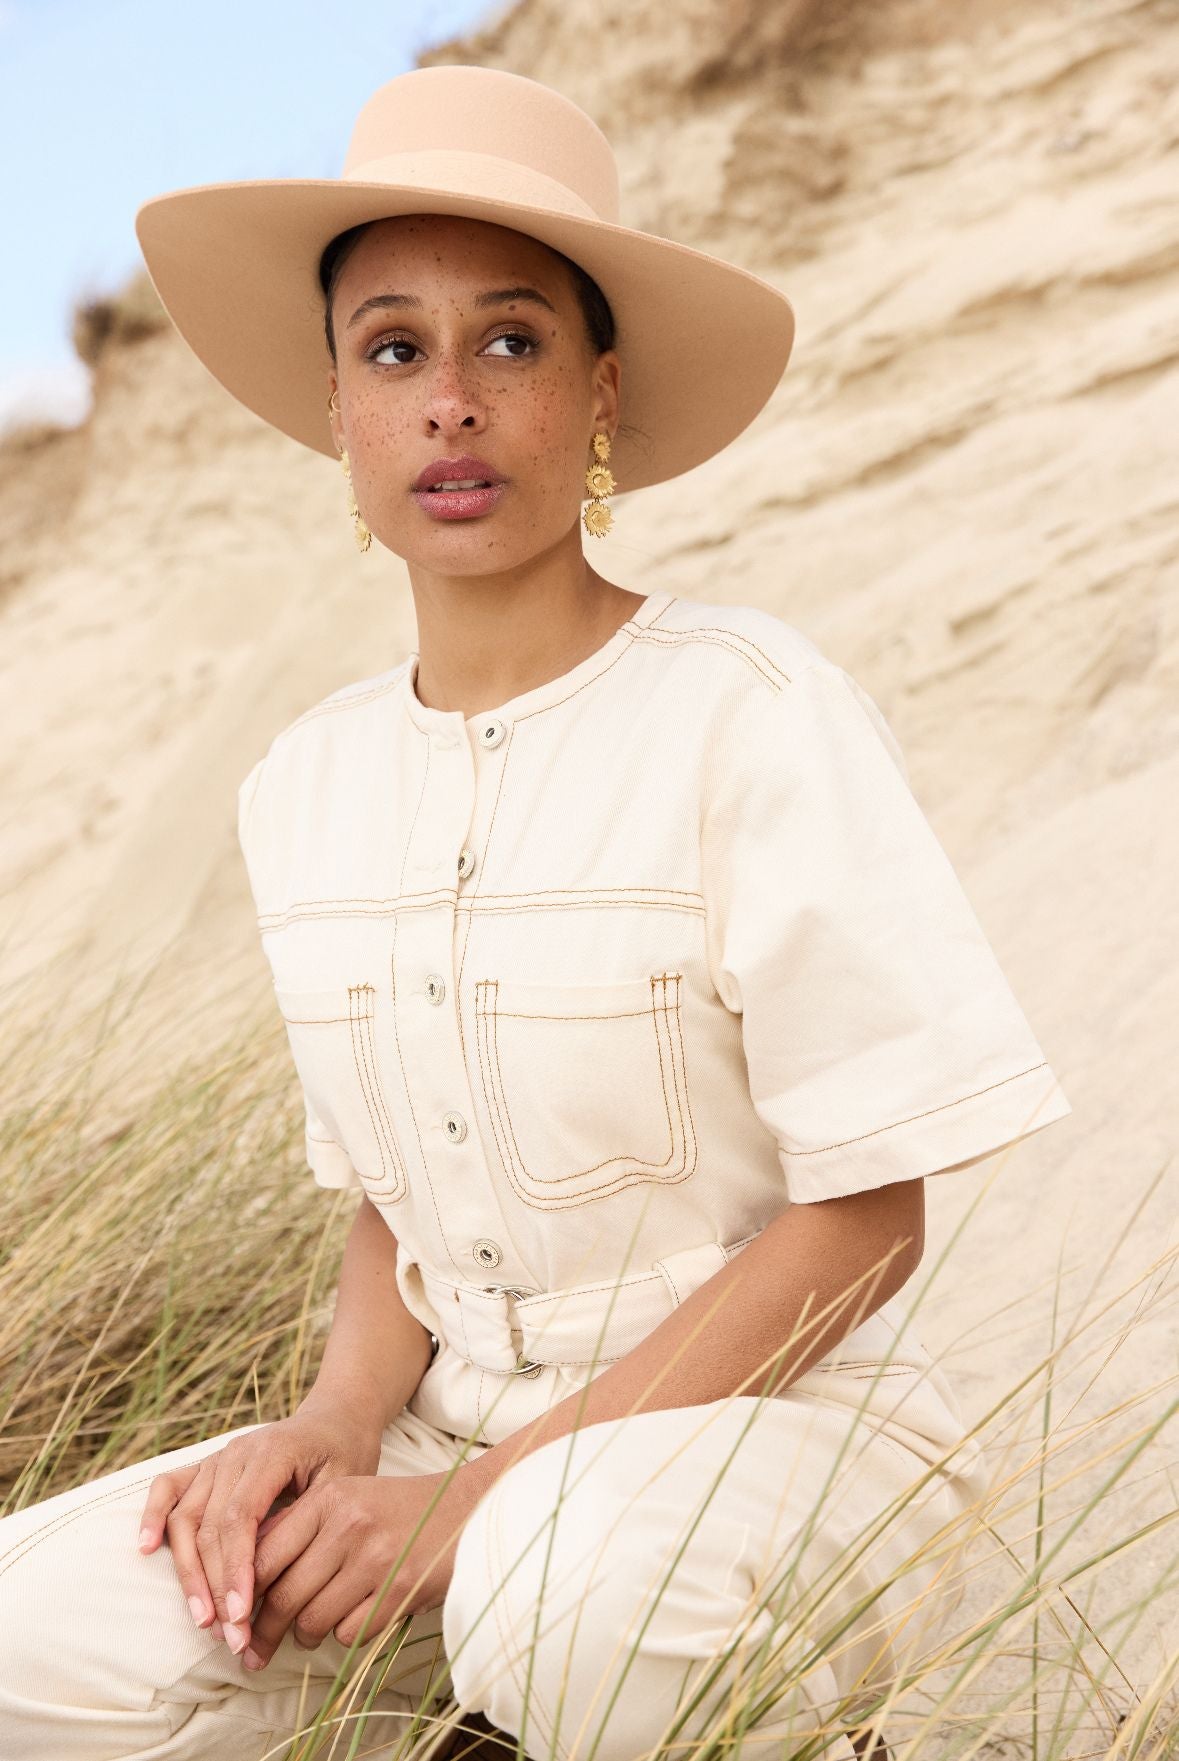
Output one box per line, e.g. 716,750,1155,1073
0,0,495,434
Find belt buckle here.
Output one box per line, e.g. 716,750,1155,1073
482,1282,544,1378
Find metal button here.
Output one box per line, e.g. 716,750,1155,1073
425,974,446,1005
442,1111,467,1144
515,1358,544,1379
472,1238,502,1268
457,847,476,880
477,717,506,749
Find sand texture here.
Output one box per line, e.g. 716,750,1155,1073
2,0,1176,1721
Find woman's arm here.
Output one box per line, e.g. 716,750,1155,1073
453,1179,925,1511
140,1195,434,1647
232,1181,925,1667
296,1194,434,1435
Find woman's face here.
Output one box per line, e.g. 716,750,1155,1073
326,213,620,572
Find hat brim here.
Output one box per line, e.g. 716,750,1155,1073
134,177,795,493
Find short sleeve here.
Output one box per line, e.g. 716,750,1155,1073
302,1089,364,1190
236,754,265,854
702,661,1072,1204
235,753,362,1194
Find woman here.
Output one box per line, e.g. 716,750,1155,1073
0,64,1071,1761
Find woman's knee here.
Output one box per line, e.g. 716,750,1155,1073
441,1425,762,1761
0,1427,266,1706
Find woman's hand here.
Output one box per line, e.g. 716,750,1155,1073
137,1404,385,1654
238,1468,476,1671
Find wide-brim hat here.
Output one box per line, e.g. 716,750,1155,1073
134,64,795,495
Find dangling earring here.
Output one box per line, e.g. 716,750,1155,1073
340,449,372,552
582,431,615,538
327,389,372,552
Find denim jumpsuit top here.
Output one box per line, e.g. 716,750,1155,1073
236,589,1071,1457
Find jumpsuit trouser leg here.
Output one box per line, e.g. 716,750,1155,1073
0,1411,474,1761
443,1391,976,1761
0,1385,978,1761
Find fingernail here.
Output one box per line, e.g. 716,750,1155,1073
226,1589,247,1622
224,1622,249,1655
138,1527,154,1551
243,1648,264,1670
187,1594,209,1625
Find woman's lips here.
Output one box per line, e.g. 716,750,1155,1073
411,482,507,520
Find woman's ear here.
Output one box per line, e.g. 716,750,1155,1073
592,350,622,436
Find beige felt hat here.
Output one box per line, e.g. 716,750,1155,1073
134,64,795,494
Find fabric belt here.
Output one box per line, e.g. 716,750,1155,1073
394,1236,984,1487
396,1234,761,1376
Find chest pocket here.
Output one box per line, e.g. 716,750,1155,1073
274,983,408,1204
474,971,697,1209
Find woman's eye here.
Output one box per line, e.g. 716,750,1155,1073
366,330,538,366
368,336,419,366
484,331,538,358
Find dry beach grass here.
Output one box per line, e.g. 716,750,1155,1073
1,965,1176,1759
2,0,1177,1752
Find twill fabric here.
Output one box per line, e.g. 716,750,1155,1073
237,588,1069,1461
0,590,1071,1759
0,1395,970,1761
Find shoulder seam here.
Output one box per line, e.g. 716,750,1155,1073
627,625,798,693
279,658,411,737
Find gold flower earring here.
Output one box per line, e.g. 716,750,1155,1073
327,389,372,552
582,431,615,538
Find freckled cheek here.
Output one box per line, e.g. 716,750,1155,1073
517,375,588,502
345,374,586,516
349,410,416,506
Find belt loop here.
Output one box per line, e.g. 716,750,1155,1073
652,1240,730,1308
454,1284,527,1374
411,1235,759,1375
481,1284,545,1376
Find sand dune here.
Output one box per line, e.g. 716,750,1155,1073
2,0,1175,1706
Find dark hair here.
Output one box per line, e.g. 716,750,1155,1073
318,220,645,448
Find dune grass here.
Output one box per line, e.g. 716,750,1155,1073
1,961,1176,1761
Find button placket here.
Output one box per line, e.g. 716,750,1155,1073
393,713,517,1271
389,729,483,1268
457,713,510,886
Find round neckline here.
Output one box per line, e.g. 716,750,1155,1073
399,589,676,735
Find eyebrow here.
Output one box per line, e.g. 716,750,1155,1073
346,285,558,331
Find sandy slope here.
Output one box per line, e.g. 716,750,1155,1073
2,0,1176,1720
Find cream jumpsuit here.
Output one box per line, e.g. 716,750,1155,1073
0,591,1072,1760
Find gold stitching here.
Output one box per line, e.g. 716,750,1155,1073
456,898,705,918
475,972,696,1209
389,739,464,1275
347,984,407,1201
476,979,515,1195
790,1062,1052,1156
280,664,409,735
258,889,707,932
664,971,699,1175
0,1468,193,1578
362,1006,406,1192
501,621,641,726
455,720,516,1071
626,623,800,692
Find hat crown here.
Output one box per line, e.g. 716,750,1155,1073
134,63,794,487
342,66,621,226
